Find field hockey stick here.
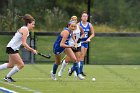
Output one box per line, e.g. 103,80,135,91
38,52,51,59
81,41,90,43
61,55,67,62
77,38,90,43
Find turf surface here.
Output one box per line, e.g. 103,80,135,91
0,64,139,93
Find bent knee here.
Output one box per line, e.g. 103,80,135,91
17,63,25,69
20,64,24,68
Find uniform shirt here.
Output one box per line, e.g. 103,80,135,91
79,21,90,41
68,25,81,47
7,26,29,51
53,28,72,54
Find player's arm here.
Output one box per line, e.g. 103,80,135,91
77,22,80,26
72,34,76,43
60,30,72,48
20,28,37,54
79,26,85,38
76,26,85,43
86,23,95,42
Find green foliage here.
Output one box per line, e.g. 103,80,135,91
94,24,117,32
43,7,69,31
0,0,139,32
0,9,19,31
93,0,140,30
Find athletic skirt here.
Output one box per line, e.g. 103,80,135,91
6,47,19,54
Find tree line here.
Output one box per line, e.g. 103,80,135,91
0,0,139,32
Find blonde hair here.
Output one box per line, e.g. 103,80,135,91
70,16,77,21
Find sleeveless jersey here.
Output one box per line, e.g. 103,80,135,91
68,25,81,47
7,26,29,51
53,28,72,54
80,21,90,41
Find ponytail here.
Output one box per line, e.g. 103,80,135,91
17,14,35,26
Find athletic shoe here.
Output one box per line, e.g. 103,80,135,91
81,72,86,76
68,68,73,76
50,71,57,80
58,70,63,77
4,77,16,82
77,74,85,80
74,71,77,77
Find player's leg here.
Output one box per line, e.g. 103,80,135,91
0,63,9,70
0,47,15,70
0,55,14,71
65,48,84,80
51,54,61,80
4,53,24,82
73,50,81,77
80,46,87,76
58,55,70,77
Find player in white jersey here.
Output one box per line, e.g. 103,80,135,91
58,16,85,77
0,14,37,82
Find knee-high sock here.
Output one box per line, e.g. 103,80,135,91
0,63,8,70
73,62,80,75
80,60,84,73
6,66,19,77
52,63,58,74
60,60,68,72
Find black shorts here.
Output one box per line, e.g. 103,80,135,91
71,47,81,52
6,47,19,54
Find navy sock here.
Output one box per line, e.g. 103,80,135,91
52,63,58,74
80,61,84,73
71,65,75,72
73,62,80,75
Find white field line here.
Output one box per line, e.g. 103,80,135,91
0,87,18,93
0,81,42,93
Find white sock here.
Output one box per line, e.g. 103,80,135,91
74,71,77,77
0,63,8,70
78,62,80,68
6,66,20,77
60,60,68,72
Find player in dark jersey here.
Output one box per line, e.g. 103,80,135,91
51,21,85,80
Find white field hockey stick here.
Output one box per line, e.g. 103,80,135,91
81,41,90,43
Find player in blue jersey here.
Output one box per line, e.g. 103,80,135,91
77,11,95,76
58,16,85,77
51,21,85,80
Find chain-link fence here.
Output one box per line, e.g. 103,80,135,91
0,32,140,65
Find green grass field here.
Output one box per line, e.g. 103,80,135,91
0,64,140,93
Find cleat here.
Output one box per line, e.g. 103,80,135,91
4,77,16,82
50,71,57,80
77,74,85,80
68,68,73,76
81,72,86,76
